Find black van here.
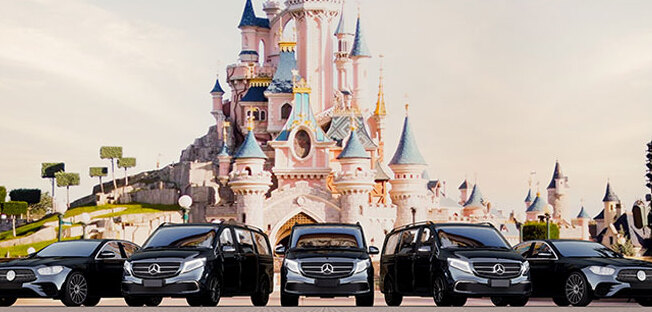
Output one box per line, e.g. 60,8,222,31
380,222,531,307
275,223,379,306
122,222,273,307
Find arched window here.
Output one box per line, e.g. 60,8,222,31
281,103,292,119
258,40,266,66
244,167,252,176
260,110,266,121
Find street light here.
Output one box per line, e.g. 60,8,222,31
178,195,193,224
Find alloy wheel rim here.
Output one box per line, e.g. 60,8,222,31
565,274,584,305
211,278,220,302
434,279,444,302
68,274,87,304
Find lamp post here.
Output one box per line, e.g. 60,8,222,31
57,213,63,242
544,213,551,239
178,195,193,224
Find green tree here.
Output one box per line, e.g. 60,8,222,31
100,146,122,192
522,221,560,240
9,189,42,221
117,157,136,186
89,167,108,194
55,172,80,210
0,186,6,203
28,192,52,219
2,201,28,237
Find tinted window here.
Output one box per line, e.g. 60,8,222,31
383,232,400,255
253,232,270,255
36,241,101,257
436,226,510,249
397,228,419,255
121,242,139,257
289,226,365,250
530,242,555,258
98,241,123,259
143,226,216,249
235,228,255,254
219,228,235,247
420,227,435,246
552,241,620,258
513,242,532,257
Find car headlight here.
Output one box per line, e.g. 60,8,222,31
589,266,615,276
123,261,133,275
521,261,530,275
354,259,371,274
448,258,472,274
37,266,64,275
284,259,300,273
181,258,206,274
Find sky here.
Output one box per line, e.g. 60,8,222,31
0,0,651,220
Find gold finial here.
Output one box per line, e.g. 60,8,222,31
374,55,387,116
222,121,230,139
357,2,361,18
404,103,409,116
246,108,258,131
350,110,357,131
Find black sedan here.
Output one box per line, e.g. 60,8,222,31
514,239,652,307
0,239,140,307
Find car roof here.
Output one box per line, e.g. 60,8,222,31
158,222,265,234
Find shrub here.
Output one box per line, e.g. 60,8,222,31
55,172,80,187
118,157,136,168
9,189,42,205
89,167,108,177
2,201,28,216
100,146,122,159
41,163,65,178
522,221,560,240
0,186,6,203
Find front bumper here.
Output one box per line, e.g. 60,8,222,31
0,266,71,298
283,269,372,297
122,267,205,297
449,267,531,297
584,267,652,298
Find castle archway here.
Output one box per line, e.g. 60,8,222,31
274,212,317,250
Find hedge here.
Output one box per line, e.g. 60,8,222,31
55,172,80,187
100,146,122,159
9,189,41,205
0,186,5,203
2,201,28,216
118,157,136,169
89,167,108,177
41,163,65,178
522,221,560,240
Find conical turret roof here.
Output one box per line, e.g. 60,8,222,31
389,115,426,166
524,189,534,203
210,77,225,94
576,206,590,219
338,129,369,159
526,193,546,212
602,182,619,202
464,184,484,208
234,130,267,159
547,160,563,189
238,0,270,29
350,16,370,57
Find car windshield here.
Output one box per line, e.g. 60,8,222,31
437,226,511,249
552,241,620,258
143,226,216,249
290,226,364,250
36,241,102,257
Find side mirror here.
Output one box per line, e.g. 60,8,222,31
97,250,117,259
275,245,286,255
368,246,379,255
221,245,236,253
417,245,432,253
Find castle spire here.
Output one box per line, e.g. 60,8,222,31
335,0,352,35
389,104,426,165
210,76,225,94
238,0,270,29
547,160,563,189
350,13,371,57
374,56,387,116
602,181,619,202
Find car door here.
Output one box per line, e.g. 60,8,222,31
381,231,401,293
413,226,435,294
234,227,258,294
395,227,419,294
218,226,241,293
526,241,558,297
94,241,126,297
252,231,273,292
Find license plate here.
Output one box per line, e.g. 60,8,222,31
490,279,510,288
315,279,339,288
143,279,163,288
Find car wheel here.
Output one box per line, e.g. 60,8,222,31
564,272,592,306
509,296,529,306
251,276,269,306
355,291,374,306
124,296,145,307
186,297,203,307
433,275,464,306
552,296,570,306
83,296,101,307
280,291,299,307
383,278,402,306
636,298,652,306
451,296,467,307
145,296,163,307
61,271,89,307
203,275,221,306
0,297,17,307
491,297,509,306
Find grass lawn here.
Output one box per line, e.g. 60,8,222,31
0,236,82,258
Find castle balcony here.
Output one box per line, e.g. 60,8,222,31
228,170,272,194
227,64,276,81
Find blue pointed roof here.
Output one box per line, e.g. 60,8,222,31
594,209,604,220
524,189,534,202
602,182,619,202
217,143,229,157
238,0,270,29
350,16,370,57
547,161,563,189
275,90,330,143
337,129,369,159
266,49,296,94
234,130,267,159
210,78,225,94
576,206,590,219
389,116,426,165
464,184,484,207
526,193,546,212
335,4,352,35
241,86,268,102
458,180,468,190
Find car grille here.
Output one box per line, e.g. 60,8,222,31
616,269,652,284
132,262,180,279
473,262,521,278
0,269,36,283
300,261,354,278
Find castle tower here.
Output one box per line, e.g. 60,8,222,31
526,192,547,222
368,63,387,162
262,0,281,20
286,0,341,112
458,179,471,206
265,39,298,134
217,123,232,184
389,105,428,227
350,12,371,111
334,1,354,92
546,160,569,220
238,0,271,63
334,125,375,224
602,181,621,224
572,206,591,240
524,189,534,210
462,184,485,218
229,118,272,229
210,77,227,140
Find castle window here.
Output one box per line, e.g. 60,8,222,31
260,110,266,121
293,130,311,159
359,205,363,215
281,103,292,119
244,167,252,176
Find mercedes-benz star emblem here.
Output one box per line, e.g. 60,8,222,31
320,263,334,275
493,264,505,275
637,270,647,282
6,270,15,282
148,263,161,275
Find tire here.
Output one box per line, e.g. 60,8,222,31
491,297,509,306
509,296,529,307
636,298,652,306
186,297,203,307
280,291,299,307
552,296,570,306
0,297,17,307
251,276,270,306
383,278,402,306
433,275,465,306
202,275,221,306
564,272,592,306
355,291,374,306
124,296,145,307
145,296,163,307
60,271,89,307
451,296,467,307
83,296,101,307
